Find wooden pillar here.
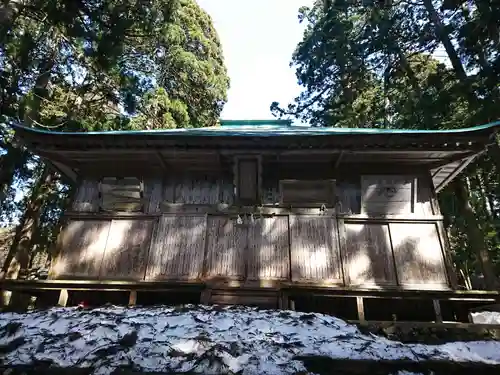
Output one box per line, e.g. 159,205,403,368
279,292,290,310
356,297,365,322
433,299,443,323
58,289,69,307
289,297,296,311
128,290,137,306
201,289,212,305
436,221,459,289
1,291,12,308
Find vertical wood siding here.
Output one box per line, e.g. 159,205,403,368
144,179,163,213
51,220,110,278
100,219,154,280
163,179,175,203
220,179,235,205
146,215,206,280
342,223,397,286
289,215,342,283
247,216,289,280
361,175,413,215
390,222,448,287
205,216,246,279
72,180,99,212
169,177,234,205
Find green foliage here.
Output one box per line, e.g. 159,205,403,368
279,0,500,284
1,0,229,132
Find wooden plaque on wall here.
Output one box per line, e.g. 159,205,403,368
361,175,414,215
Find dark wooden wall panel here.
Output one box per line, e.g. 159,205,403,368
390,223,449,288
146,215,206,280
290,215,342,283
52,220,110,279
205,216,246,279
100,219,154,280
237,159,258,203
247,216,289,280
342,223,397,286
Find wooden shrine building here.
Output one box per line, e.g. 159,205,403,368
3,119,500,323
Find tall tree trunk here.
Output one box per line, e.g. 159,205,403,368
1,166,54,279
470,173,491,221
421,1,500,284
422,0,467,80
452,179,498,289
422,0,485,119
1,52,56,279
0,146,27,204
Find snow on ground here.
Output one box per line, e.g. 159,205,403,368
471,311,500,325
0,304,500,374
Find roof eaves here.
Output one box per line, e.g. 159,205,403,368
10,120,500,138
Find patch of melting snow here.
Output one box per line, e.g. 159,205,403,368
0,304,499,375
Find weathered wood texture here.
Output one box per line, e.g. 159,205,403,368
361,175,413,215
164,177,234,205
342,223,397,286
415,176,435,216
100,219,154,280
390,223,448,288
63,169,451,291
51,220,110,278
52,215,451,290
144,179,162,213
72,180,99,212
247,216,289,280
100,177,143,212
280,180,335,206
205,216,246,279
146,215,206,280
262,179,280,205
237,159,259,203
289,215,343,283
71,176,234,213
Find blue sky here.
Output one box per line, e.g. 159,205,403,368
197,0,314,121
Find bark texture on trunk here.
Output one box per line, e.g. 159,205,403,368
452,180,498,290
1,167,55,279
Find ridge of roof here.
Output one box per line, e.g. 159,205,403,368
10,119,500,137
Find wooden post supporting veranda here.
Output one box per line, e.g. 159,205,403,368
433,299,443,323
128,290,137,306
356,297,366,322
57,289,68,307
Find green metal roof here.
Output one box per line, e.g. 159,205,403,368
10,119,500,138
